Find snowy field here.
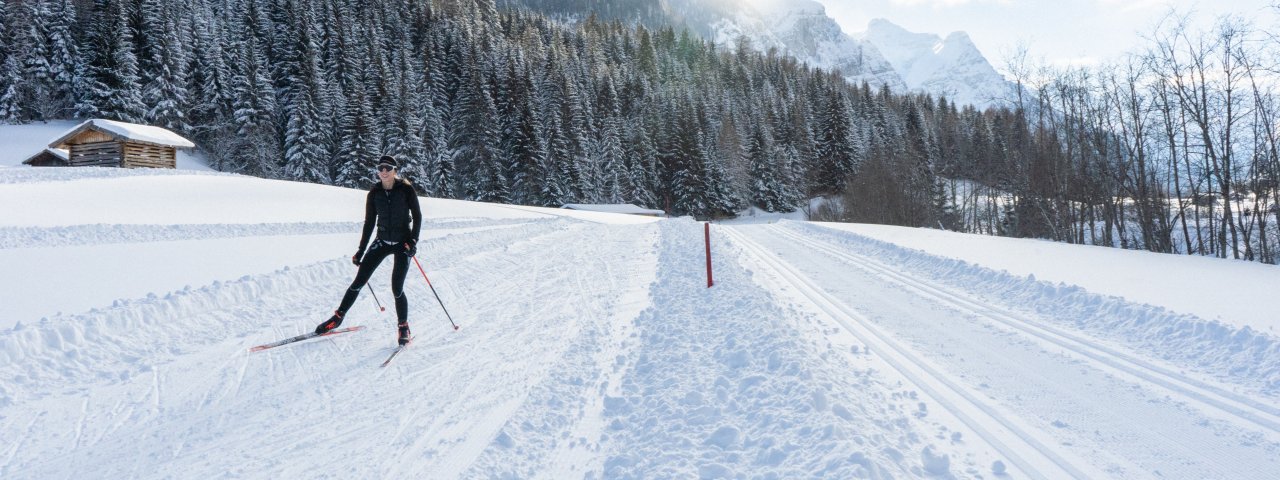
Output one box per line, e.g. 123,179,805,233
2,161,1279,478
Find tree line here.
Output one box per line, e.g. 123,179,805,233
981,12,1280,263
1,0,1277,263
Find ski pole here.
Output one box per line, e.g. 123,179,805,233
366,283,386,312
411,255,459,330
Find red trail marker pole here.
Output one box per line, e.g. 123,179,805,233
705,222,714,288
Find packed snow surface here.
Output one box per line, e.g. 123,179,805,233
2,165,1279,479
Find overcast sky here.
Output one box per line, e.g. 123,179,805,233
811,0,1275,72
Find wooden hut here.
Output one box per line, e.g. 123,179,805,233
38,119,194,169
20,147,71,167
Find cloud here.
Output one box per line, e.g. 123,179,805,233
1098,0,1170,14
889,0,1010,6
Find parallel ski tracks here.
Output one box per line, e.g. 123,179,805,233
765,224,1280,439
0,219,575,478
723,226,1097,480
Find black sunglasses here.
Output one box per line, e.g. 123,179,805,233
377,165,395,172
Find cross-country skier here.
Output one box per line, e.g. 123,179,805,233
315,155,422,345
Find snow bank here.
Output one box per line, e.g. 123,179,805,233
789,221,1280,395
0,164,231,184
812,222,1280,333
592,220,973,478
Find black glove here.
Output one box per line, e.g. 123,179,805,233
404,241,417,257
352,248,364,266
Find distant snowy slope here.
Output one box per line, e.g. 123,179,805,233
861,19,1016,108
0,121,80,166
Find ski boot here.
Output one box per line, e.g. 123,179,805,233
315,311,344,334
398,321,411,346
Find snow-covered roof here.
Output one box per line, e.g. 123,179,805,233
48,119,195,149
560,203,666,216
20,147,70,165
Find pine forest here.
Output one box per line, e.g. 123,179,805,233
1,0,1279,264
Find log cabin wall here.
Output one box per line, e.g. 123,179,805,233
122,142,176,168
68,141,123,167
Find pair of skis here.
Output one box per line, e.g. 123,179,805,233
248,326,411,367
252,257,454,365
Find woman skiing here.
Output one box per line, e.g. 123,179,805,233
315,155,422,345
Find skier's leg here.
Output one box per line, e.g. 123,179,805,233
392,251,411,344
318,244,391,333
391,251,409,322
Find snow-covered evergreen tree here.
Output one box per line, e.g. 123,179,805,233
41,0,80,118
227,4,279,177
746,125,796,212
503,65,546,205
282,5,327,183
78,0,146,122
623,121,659,208
382,49,428,184
139,0,191,131
666,99,707,217
538,114,575,206
421,90,453,198
13,0,54,120
0,0,21,122
335,84,376,187
594,76,626,203
813,87,857,195
451,58,508,202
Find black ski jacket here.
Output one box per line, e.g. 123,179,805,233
358,179,422,251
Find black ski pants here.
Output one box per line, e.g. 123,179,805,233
336,241,410,323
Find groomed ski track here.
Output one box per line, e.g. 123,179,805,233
1,215,1020,479
724,223,1280,479
3,219,660,478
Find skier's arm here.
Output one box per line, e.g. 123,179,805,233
358,191,376,251
407,186,423,244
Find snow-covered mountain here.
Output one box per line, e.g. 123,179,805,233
504,0,906,92
704,0,907,92
509,0,1015,108
509,0,1008,106
860,18,1016,109
707,3,1014,108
